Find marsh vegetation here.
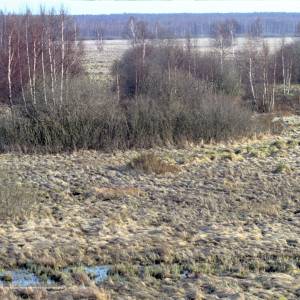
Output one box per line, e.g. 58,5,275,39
0,9,300,300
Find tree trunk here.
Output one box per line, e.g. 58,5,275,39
41,35,47,105
271,58,277,112
282,46,286,95
249,56,257,109
60,14,65,104
32,39,37,105
18,32,27,109
26,20,33,103
48,34,55,104
116,73,120,102
7,32,13,107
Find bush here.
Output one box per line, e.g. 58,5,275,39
0,79,128,152
0,75,268,152
112,44,241,100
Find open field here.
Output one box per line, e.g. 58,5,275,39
83,37,300,77
0,115,299,299
2,7,300,299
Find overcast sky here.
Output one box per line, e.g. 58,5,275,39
2,0,300,14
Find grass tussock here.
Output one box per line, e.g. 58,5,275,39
0,287,110,300
273,162,292,174
0,289,18,300
129,153,180,174
0,170,37,222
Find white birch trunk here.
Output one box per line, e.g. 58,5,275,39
26,20,33,103
32,39,37,105
17,32,27,109
48,34,55,104
41,34,47,105
7,32,13,107
60,14,65,104
249,56,257,108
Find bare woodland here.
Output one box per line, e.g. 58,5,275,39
0,11,299,152
0,10,82,107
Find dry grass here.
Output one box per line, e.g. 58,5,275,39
129,153,180,174
53,287,111,300
0,116,298,299
0,287,111,300
94,186,143,199
0,289,18,300
0,170,38,222
273,162,292,174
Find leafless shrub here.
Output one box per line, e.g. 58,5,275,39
0,73,267,152
112,44,241,100
0,20,273,153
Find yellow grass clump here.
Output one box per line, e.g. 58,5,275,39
129,153,180,174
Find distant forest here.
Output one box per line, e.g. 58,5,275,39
75,13,300,39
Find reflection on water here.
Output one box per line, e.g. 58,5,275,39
84,266,110,284
0,265,110,287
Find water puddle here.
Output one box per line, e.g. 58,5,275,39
0,265,110,287
0,269,42,287
84,266,110,284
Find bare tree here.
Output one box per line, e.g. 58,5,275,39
7,30,14,107
96,23,104,52
211,21,232,72
248,18,263,38
41,28,47,105
48,31,55,104
60,11,65,104
278,39,293,95
227,19,240,58
17,31,27,109
25,17,34,103
240,39,277,112
0,9,83,106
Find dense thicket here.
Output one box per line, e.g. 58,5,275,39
0,78,268,153
111,38,300,112
112,43,240,100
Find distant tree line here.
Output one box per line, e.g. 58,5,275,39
74,13,300,39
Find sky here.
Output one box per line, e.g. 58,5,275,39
2,0,300,14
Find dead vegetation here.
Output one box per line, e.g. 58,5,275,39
0,287,111,300
0,8,300,300
94,186,143,200
129,153,180,174
0,170,38,222
0,116,298,298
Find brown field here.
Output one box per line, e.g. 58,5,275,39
1,33,300,299
0,115,300,299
